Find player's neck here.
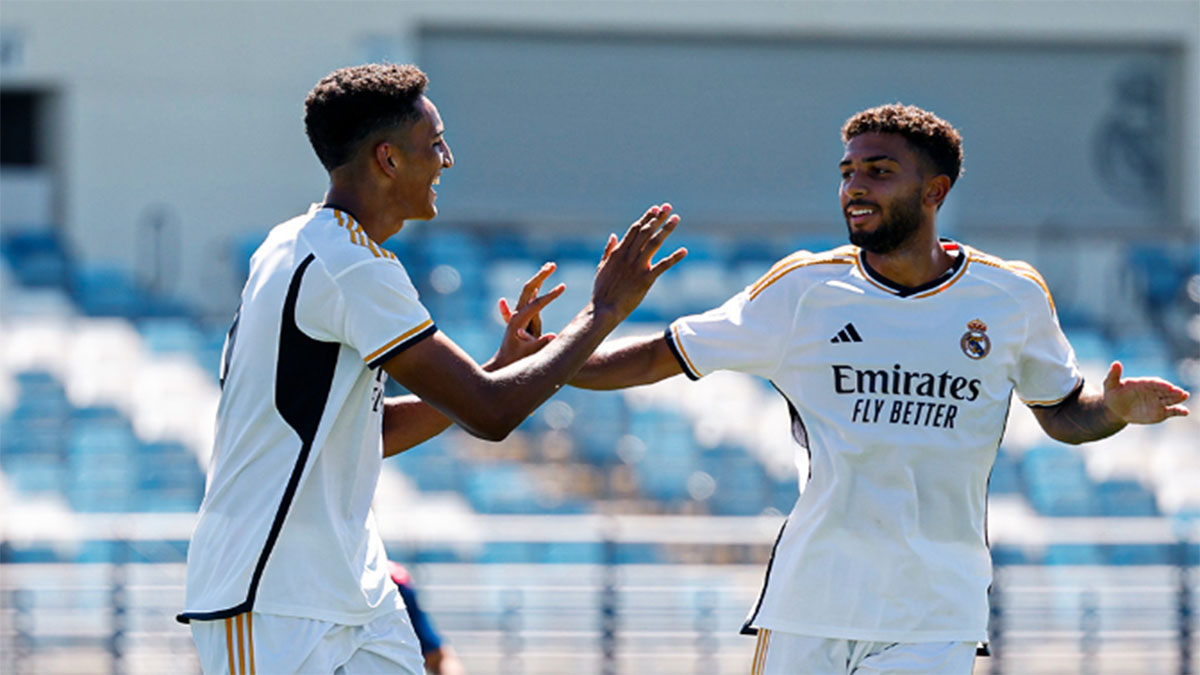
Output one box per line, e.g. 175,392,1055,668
323,181,403,244
862,230,954,289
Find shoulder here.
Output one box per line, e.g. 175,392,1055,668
963,245,1056,310
746,245,857,301
301,208,405,279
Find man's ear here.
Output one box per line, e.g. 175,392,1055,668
375,142,398,176
924,175,951,208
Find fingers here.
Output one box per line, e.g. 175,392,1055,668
519,262,556,308
615,204,672,254
649,246,689,279
509,283,565,329
641,213,682,265
601,233,619,263
1103,361,1123,391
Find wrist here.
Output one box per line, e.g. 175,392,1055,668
585,301,624,332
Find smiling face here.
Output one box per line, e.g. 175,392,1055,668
386,95,454,221
838,132,930,255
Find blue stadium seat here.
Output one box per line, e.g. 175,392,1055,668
72,263,148,317
991,546,1033,566
1020,445,1097,516
702,446,770,516
1043,544,1103,565
628,409,698,503
1095,479,1159,517
1104,544,1174,565
1,229,70,288
2,452,67,494
398,440,462,493
138,317,204,355
464,463,543,513
552,388,626,465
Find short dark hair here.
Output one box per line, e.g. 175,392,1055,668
304,63,429,171
841,104,963,186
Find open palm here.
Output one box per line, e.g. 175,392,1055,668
1102,361,1190,424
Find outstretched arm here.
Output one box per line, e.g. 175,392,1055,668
568,333,684,390
1031,361,1189,445
384,204,686,442
383,265,560,457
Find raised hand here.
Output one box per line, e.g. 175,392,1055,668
1102,360,1190,424
490,262,564,369
591,203,688,321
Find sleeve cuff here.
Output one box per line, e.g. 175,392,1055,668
366,321,437,369
1022,377,1085,408
664,324,701,381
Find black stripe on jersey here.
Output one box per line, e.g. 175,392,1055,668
219,304,241,390
844,323,863,342
663,326,700,381
741,518,789,636
366,323,438,370
770,382,811,482
176,253,340,624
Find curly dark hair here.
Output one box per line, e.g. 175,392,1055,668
304,63,429,171
841,104,963,186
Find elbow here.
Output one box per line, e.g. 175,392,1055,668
461,409,525,442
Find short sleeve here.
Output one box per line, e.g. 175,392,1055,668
1014,277,1083,407
668,279,792,380
300,258,435,369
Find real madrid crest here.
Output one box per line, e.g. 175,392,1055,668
960,319,991,360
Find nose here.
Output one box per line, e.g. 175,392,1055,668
441,141,454,169
842,173,867,200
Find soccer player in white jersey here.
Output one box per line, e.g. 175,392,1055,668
565,103,1190,674
178,63,686,673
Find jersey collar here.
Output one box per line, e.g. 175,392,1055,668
857,238,968,298
319,202,361,223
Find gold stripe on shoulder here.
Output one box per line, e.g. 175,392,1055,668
748,252,854,301
969,252,1056,313
354,222,383,258
334,209,393,258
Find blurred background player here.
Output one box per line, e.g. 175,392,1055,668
564,103,1190,674
389,562,465,675
177,63,686,673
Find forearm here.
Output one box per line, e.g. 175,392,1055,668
382,353,513,456
470,303,623,432
1033,385,1126,445
571,334,682,390
382,396,453,457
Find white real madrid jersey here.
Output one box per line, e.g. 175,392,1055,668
667,240,1081,643
180,204,434,626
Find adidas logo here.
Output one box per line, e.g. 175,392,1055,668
830,322,863,343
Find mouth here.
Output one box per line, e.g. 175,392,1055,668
431,175,440,197
845,203,878,227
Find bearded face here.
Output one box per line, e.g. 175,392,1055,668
845,182,924,254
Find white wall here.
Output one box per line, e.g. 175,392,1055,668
1,0,1196,315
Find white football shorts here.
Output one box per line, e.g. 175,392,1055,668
189,609,424,674
751,628,977,674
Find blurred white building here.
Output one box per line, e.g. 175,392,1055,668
1,0,1196,318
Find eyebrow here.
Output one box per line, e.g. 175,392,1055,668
839,154,896,167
